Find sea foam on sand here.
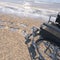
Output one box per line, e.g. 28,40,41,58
0,2,58,22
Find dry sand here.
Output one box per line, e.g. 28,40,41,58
0,13,44,60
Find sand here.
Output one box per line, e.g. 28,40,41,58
0,13,44,60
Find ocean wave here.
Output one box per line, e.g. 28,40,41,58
0,5,57,22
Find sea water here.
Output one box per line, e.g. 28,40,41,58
0,0,59,22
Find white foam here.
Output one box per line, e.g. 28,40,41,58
0,5,57,22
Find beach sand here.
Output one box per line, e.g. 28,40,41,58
0,13,44,60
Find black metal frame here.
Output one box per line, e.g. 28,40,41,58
24,13,60,60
